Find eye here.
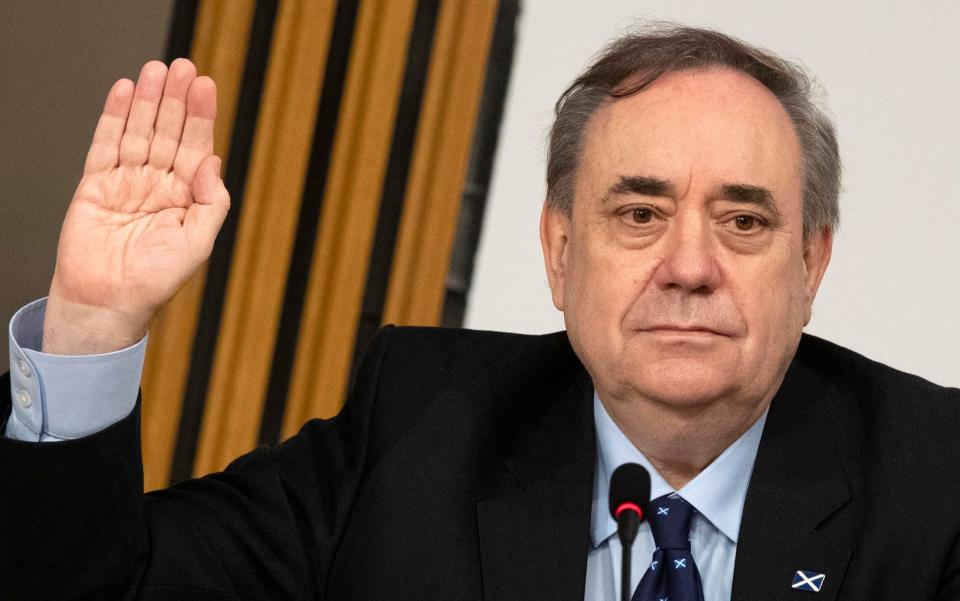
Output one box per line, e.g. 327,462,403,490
632,207,654,224
730,214,767,232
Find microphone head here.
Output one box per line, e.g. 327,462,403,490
609,463,652,521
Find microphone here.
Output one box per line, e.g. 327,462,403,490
609,463,651,601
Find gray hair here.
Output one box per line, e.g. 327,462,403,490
546,24,841,236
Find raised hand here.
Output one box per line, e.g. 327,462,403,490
43,59,230,355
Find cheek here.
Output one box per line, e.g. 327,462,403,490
739,252,809,349
563,236,656,341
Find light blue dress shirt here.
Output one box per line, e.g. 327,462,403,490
6,299,767,601
5,298,145,441
585,396,767,601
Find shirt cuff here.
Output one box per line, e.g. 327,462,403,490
6,298,147,442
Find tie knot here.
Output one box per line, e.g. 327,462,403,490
647,495,695,550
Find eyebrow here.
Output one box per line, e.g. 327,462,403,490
605,175,675,200
717,183,782,218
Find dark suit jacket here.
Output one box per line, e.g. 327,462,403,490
0,327,958,601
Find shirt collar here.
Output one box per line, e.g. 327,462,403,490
590,392,767,548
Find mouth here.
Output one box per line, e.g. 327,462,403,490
637,325,731,338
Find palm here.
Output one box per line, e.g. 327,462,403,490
52,60,229,319
61,166,196,309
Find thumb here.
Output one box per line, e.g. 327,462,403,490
193,155,228,207
184,155,230,259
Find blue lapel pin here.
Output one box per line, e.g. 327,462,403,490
792,570,825,592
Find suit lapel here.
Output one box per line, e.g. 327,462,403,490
733,358,853,601
477,367,595,601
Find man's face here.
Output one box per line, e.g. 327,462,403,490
541,68,832,411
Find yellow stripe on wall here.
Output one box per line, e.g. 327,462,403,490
382,0,498,327
194,0,338,476
282,0,419,433
140,0,254,491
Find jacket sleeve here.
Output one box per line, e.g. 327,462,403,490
0,325,395,601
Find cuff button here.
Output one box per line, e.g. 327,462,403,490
15,388,32,408
16,357,32,378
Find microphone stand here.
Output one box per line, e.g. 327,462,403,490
617,504,641,601
621,536,633,601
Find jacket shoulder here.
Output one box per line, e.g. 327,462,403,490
795,332,960,459
339,325,585,455
360,325,580,413
795,333,958,402
369,325,576,371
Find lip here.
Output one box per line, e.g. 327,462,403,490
638,325,730,337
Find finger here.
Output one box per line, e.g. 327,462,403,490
174,76,217,183
83,78,134,175
148,58,197,171
185,155,230,259
119,61,168,167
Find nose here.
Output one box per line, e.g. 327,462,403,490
651,213,722,293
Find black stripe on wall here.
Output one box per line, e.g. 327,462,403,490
169,0,280,484
258,0,362,446
442,0,519,327
164,0,198,63
349,0,442,382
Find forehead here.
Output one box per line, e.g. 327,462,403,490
579,68,803,206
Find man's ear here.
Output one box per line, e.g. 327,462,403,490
540,202,571,311
801,226,833,323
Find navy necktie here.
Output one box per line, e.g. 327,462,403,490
632,495,705,601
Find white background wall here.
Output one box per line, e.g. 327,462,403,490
467,0,960,388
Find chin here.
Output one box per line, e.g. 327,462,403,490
617,355,739,407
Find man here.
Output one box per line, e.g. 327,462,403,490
1,24,959,601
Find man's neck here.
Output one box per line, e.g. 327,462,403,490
597,391,773,490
